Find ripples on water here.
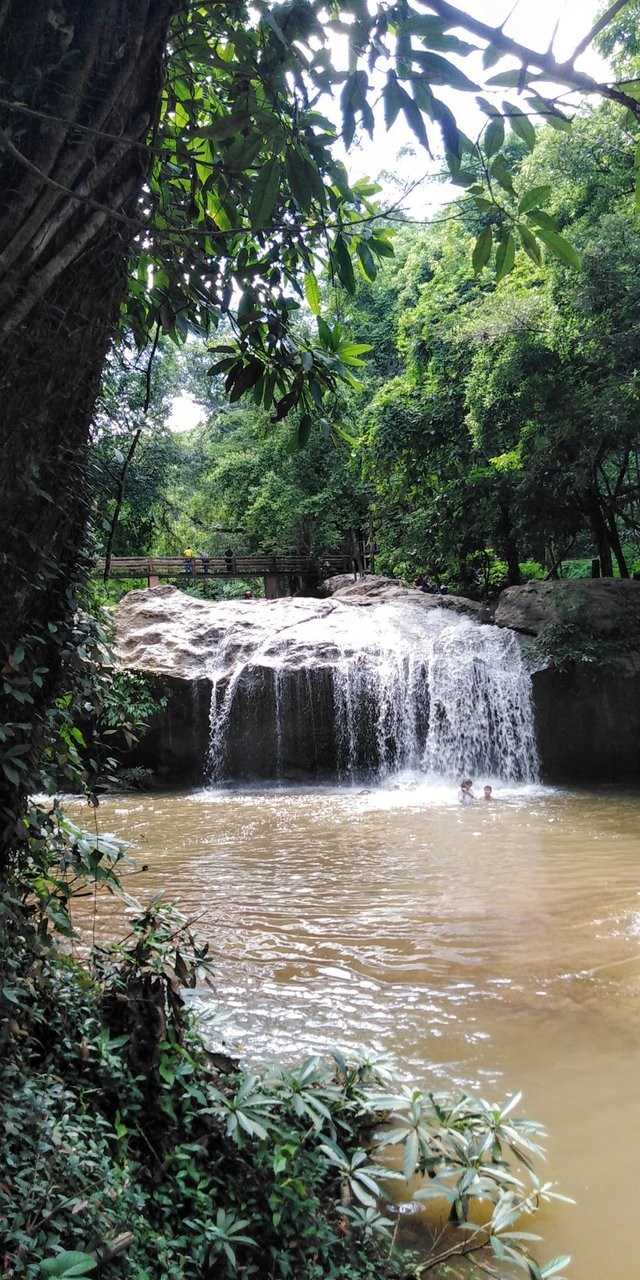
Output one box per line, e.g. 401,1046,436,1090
67,780,640,1280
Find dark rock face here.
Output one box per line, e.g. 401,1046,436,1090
122,675,211,783
533,667,640,783
495,580,640,782
495,578,640,637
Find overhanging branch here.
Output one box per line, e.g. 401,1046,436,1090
570,0,632,65
421,0,640,118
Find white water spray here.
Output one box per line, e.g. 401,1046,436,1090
204,598,538,784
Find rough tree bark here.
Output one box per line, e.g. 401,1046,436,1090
0,0,179,855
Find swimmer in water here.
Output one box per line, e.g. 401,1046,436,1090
458,778,476,806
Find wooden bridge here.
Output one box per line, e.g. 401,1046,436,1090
97,553,365,597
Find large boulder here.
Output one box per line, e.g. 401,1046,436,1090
493,579,640,783
495,578,640,638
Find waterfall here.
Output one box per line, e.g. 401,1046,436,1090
204,598,538,785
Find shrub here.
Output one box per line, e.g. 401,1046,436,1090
0,891,570,1280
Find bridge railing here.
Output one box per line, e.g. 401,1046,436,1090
96,554,367,579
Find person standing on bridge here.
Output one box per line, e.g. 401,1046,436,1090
200,550,210,575
183,546,194,575
225,547,234,574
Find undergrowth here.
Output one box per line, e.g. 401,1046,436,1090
522,621,633,671
0,881,570,1280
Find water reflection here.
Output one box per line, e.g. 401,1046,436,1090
67,782,640,1280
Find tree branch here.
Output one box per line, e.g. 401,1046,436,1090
570,0,632,65
421,0,640,117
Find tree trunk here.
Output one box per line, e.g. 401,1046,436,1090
497,502,520,587
0,1,178,861
604,510,629,578
586,488,614,577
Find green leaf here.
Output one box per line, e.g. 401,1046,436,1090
396,30,413,80
285,150,313,213
483,44,503,69
518,184,552,214
540,1256,572,1278
472,225,492,274
495,231,516,280
430,96,460,159
298,414,313,447
535,227,581,270
383,72,403,130
488,69,533,88
158,1060,175,1085
476,95,501,118
249,157,280,231
340,70,371,143
401,89,430,151
194,112,252,140
502,100,536,151
517,223,542,266
332,235,356,294
490,153,515,196
357,240,377,281
337,341,372,366
304,270,321,315
317,316,333,347
484,117,505,157
411,50,477,91
370,236,395,259
40,1253,97,1278
402,1129,419,1179
541,111,573,133
527,209,558,232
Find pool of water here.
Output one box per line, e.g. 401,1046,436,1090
66,780,640,1278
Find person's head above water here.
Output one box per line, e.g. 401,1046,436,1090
460,778,473,790
483,785,492,799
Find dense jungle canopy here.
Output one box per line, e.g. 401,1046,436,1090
2,2,640,1277
94,97,640,595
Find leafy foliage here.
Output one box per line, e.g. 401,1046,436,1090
523,621,633,672
0,886,567,1280
349,103,640,593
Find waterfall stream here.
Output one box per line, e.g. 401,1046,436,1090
205,599,539,784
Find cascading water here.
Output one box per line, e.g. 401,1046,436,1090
205,598,539,785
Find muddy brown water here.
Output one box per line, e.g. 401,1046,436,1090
66,782,640,1279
